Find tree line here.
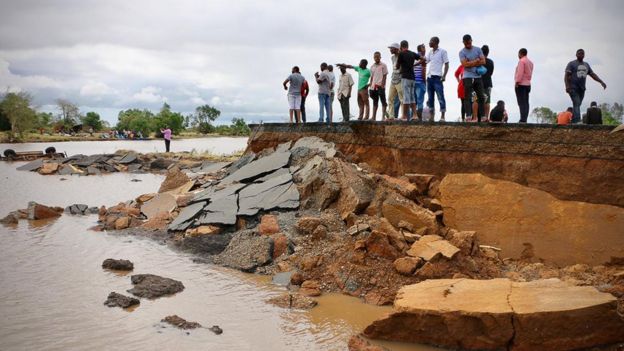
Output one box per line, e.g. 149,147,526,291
0,91,250,140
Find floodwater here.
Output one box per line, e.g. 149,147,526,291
0,136,248,156
0,160,439,351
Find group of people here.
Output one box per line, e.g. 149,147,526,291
103,129,145,140
283,34,607,124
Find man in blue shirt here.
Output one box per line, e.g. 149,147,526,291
564,49,607,123
459,34,486,122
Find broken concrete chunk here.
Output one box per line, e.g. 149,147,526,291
226,152,255,175
221,149,291,184
168,201,207,231
117,153,138,164
406,235,460,261
237,173,299,216
213,231,273,272
141,193,177,219
17,159,44,172
291,136,336,158
192,161,230,174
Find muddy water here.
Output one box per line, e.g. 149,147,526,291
0,136,248,156
0,162,439,351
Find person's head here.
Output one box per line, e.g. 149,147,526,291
481,45,489,57
497,100,505,109
340,66,347,74
320,62,328,71
373,51,381,63
359,59,368,69
388,42,399,55
292,66,300,74
416,44,425,55
518,48,528,59
462,34,472,49
429,36,440,49
328,64,333,72
576,49,585,61
567,107,574,113
400,40,409,51
590,101,598,107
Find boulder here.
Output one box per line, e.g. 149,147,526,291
270,233,289,259
150,158,175,170
364,278,624,351
0,212,19,225
127,274,185,299
258,215,280,235
267,292,318,309
158,166,191,193
404,173,436,194
161,315,201,330
38,162,59,175
102,258,134,271
381,175,420,200
440,173,624,266
141,193,177,219
185,225,221,237
237,173,299,216
348,335,389,351
380,194,438,234
406,235,460,261
299,280,322,297
295,216,322,235
114,216,130,230
27,202,63,220
333,162,375,219
364,231,399,260
104,292,140,308
393,257,423,276
221,149,290,184
212,231,273,272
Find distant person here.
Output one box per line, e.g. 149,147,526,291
565,49,607,123
337,60,371,120
160,126,172,152
283,66,305,123
454,64,466,121
557,107,574,125
314,62,332,123
337,65,355,121
584,101,603,125
396,40,422,120
514,48,534,123
426,36,449,121
489,100,508,123
328,65,336,121
481,45,494,118
459,34,486,122
413,44,427,120
369,51,389,121
300,77,310,123
386,43,403,120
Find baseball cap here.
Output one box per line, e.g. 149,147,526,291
388,43,400,49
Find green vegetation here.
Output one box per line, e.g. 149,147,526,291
531,107,557,124
532,103,623,125
0,92,37,139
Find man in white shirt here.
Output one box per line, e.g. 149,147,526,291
328,65,336,121
426,36,450,121
386,43,403,120
368,51,389,121
337,66,355,121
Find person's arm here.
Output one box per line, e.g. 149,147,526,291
442,62,449,82
515,61,524,87
564,62,573,93
337,63,354,69
283,78,289,90
589,72,607,89
454,66,462,82
303,81,310,96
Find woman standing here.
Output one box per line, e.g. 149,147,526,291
160,126,172,152
454,65,466,121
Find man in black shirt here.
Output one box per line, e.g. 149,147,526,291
481,45,494,118
584,101,603,125
395,40,423,121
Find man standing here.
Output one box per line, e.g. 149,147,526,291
459,34,486,122
481,45,494,118
565,49,607,123
386,43,403,120
337,65,355,121
328,65,336,121
414,44,427,120
315,62,332,124
514,48,534,123
160,126,172,152
396,40,422,121
300,77,310,123
283,66,305,123
369,51,389,121
337,60,371,120
426,37,449,121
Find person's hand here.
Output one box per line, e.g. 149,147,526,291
441,76,446,82
283,86,287,90
601,82,607,89
515,82,519,88
565,87,571,94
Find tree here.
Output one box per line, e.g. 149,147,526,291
153,103,184,134
0,92,37,138
0,107,10,131
56,99,81,129
193,104,220,134
82,111,103,131
34,112,53,130
116,109,155,136
229,117,250,136
598,102,623,126
531,107,557,124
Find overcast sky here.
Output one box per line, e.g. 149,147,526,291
0,0,622,125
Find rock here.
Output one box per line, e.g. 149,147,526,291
311,225,327,240
291,136,337,158
380,194,438,234
299,280,322,297
296,158,341,211
402,231,421,243
114,216,130,230
168,201,207,231
267,292,318,309
404,173,436,194
161,315,201,330
225,152,256,175
393,257,423,276
364,231,400,259
448,230,478,256
406,235,460,261
88,207,99,214
165,180,195,195
65,204,89,215
300,255,321,271
127,274,185,299
237,172,299,216
150,158,175,170
208,325,223,335
86,166,102,175
197,185,242,225
381,175,420,200
0,212,19,225
137,193,157,203
258,215,280,235
38,162,59,175
348,335,389,351
290,272,305,286
333,162,375,219
221,149,291,184
102,258,134,271
440,173,624,266
175,194,194,207
192,161,230,174
17,159,44,172
271,233,289,259
118,152,138,164
363,278,624,351
212,231,273,272
158,166,191,193
104,292,140,308
347,223,371,236
141,193,177,219
295,217,322,235
185,225,221,237
27,202,63,220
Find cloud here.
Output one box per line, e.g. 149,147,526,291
80,81,116,97
130,86,167,104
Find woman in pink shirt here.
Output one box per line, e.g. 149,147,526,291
514,48,534,123
160,126,172,152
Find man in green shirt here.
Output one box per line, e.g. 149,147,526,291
337,59,371,120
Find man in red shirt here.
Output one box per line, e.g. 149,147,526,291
300,78,310,123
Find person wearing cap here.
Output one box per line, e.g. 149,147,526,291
459,34,486,122
426,36,449,121
386,43,403,120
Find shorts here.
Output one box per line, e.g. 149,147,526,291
401,79,416,104
369,87,387,106
288,94,302,110
485,87,492,104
